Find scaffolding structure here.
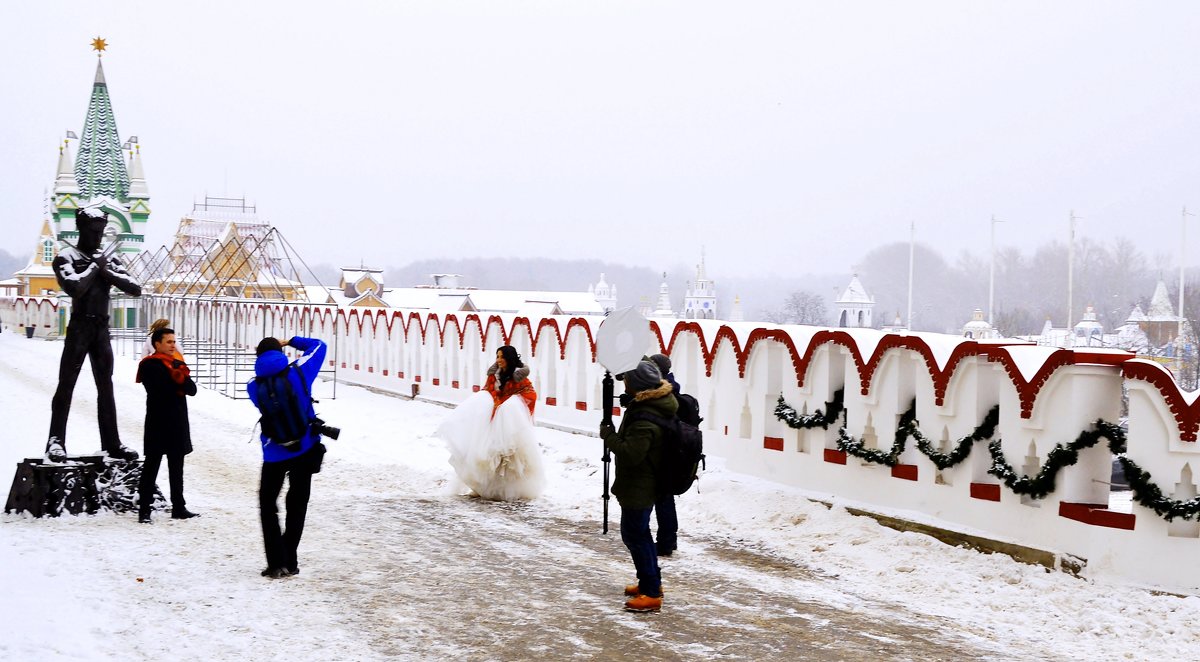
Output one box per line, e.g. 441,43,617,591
119,197,339,399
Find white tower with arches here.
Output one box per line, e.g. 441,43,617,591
836,274,875,328
683,248,717,320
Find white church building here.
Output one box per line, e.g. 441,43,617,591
835,274,874,328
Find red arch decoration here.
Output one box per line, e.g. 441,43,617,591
1123,360,1200,442
221,306,1196,441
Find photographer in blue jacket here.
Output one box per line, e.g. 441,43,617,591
247,335,332,579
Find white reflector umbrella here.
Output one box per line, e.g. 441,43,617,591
596,306,655,374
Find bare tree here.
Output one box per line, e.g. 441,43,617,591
993,306,1041,338
762,290,829,325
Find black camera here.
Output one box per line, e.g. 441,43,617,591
311,417,340,440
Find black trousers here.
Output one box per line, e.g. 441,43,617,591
48,316,122,451
139,452,186,510
260,453,315,572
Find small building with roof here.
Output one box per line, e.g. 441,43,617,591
588,273,618,314
835,274,874,328
961,309,1000,339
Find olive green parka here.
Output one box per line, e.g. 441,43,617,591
602,380,678,509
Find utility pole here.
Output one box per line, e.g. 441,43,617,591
1067,210,1078,345
989,215,1003,327
1181,207,1193,341
907,221,915,331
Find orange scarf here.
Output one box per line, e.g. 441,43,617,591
137,352,190,386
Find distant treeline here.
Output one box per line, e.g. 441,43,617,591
5,238,1192,339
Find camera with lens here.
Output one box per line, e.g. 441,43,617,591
311,416,340,440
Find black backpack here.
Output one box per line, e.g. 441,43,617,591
675,392,703,427
255,364,312,448
628,409,705,496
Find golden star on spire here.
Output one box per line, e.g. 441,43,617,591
91,37,107,55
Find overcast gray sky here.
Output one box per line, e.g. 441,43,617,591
3,1,1198,278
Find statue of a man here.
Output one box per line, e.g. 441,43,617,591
45,207,142,462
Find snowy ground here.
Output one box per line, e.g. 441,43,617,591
2,330,1198,661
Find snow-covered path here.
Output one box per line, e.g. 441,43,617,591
2,330,1198,661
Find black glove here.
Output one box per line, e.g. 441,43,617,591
486,362,499,376
599,422,615,439
618,393,633,408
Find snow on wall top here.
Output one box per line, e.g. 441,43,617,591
164,301,1194,441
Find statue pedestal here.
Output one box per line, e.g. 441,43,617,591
5,455,157,517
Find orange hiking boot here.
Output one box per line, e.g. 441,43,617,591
625,583,665,597
623,593,663,612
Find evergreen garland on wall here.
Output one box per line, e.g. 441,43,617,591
774,396,1200,522
834,402,910,467
913,406,999,470
1118,458,1200,521
774,389,844,430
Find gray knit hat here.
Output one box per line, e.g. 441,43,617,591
619,359,662,392
648,353,671,375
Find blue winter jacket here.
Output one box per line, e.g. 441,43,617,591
247,336,328,463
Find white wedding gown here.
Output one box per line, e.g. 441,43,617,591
438,391,546,501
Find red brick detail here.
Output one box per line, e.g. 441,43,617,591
575,401,588,411
354,364,359,371
970,483,1001,502
1059,502,1136,531
472,385,481,392
545,397,557,406
764,436,784,452
452,381,460,389
823,449,847,464
432,378,440,386
891,464,918,481
724,425,729,436
341,362,346,369
414,375,421,383
367,367,373,373
382,369,388,376
612,407,621,417
398,371,404,379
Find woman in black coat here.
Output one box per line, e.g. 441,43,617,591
135,327,199,523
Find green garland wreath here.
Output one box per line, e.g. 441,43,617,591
774,397,1200,521
913,406,999,470
774,389,844,430
833,399,917,467
834,401,999,469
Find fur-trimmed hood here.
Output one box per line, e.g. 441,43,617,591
633,380,674,402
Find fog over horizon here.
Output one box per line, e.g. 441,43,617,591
3,2,1199,290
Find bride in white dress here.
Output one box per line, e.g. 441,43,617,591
438,346,546,501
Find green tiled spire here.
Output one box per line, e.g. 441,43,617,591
75,58,129,200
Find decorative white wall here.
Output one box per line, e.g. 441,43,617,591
5,295,1199,593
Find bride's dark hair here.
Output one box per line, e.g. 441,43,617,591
497,345,524,388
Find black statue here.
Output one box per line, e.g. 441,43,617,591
44,207,142,462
